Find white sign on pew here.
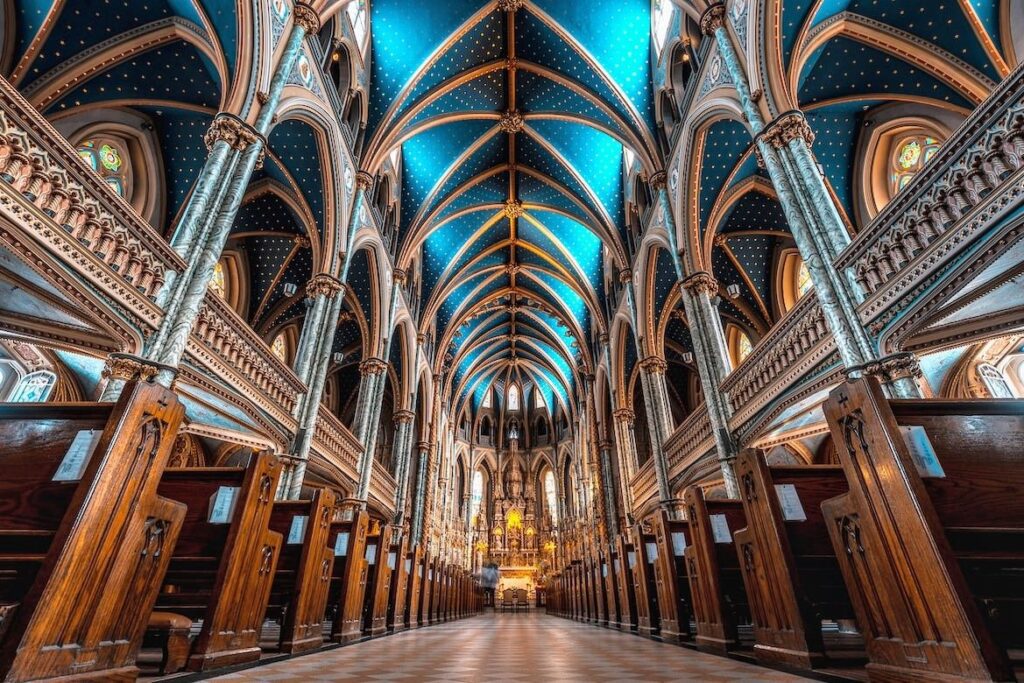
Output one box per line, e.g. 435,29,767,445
387,551,397,571
774,484,808,521
645,542,658,563
53,429,103,481
334,531,350,556
900,425,945,478
710,514,732,543
671,531,687,556
365,543,377,565
287,515,308,544
207,486,240,523
405,558,412,574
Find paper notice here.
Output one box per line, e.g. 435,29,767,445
671,531,687,556
774,483,808,521
53,429,102,481
900,425,945,478
710,514,732,543
208,486,240,524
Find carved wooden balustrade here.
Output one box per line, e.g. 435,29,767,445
310,405,362,484
369,460,398,519
664,407,714,481
629,460,658,514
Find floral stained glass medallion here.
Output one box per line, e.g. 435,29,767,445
891,135,941,193
77,138,129,197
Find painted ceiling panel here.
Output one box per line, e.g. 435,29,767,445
136,106,212,232
805,101,879,218
268,120,326,238
700,120,750,227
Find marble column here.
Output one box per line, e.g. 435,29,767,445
284,274,346,498
598,439,619,540
679,271,739,497
352,356,389,501
637,356,675,507
390,409,416,523
410,441,432,546
612,407,639,524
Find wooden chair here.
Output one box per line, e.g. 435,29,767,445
0,380,186,682
148,451,283,672
502,588,515,612
732,448,862,670
683,485,752,654
821,376,1024,681
515,588,527,611
326,504,369,644
648,510,694,644
263,488,337,654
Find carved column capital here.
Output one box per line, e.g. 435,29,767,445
759,110,815,149
417,440,434,454
306,273,344,299
613,408,635,425
101,352,162,383
393,268,408,285
699,3,727,36
394,409,416,425
618,268,633,284
355,171,374,192
648,170,667,192
599,332,610,346
292,1,321,34
359,357,389,376
639,355,668,375
204,113,264,152
681,271,719,296
850,352,923,384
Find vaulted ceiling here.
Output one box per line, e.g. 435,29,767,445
367,0,658,419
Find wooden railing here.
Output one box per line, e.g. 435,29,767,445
310,405,363,483
629,460,657,513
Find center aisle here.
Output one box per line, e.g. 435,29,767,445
211,612,812,682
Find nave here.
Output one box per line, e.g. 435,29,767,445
209,612,811,682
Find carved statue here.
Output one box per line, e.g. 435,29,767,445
506,460,524,499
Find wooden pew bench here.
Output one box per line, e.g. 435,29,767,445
615,536,639,631
649,510,694,644
262,488,336,654
386,533,409,632
146,452,283,673
631,524,662,637
361,525,392,636
822,376,1024,682
732,449,864,670
683,486,753,654
325,505,369,644
0,381,186,682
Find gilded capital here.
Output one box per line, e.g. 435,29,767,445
613,408,635,425
639,356,668,374
306,273,344,299
293,2,321,34
204,113,263,153
760,111,815,149
648,170,667,192
700,3,727,36
618,268,633,284
101,352,159,383
393,409,415,425
355,171,374,192
681,271,718,296
359,357,389,376
854,352,923,384
393,268,407,285
498,110,524,134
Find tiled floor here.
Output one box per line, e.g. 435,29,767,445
210,612,812,682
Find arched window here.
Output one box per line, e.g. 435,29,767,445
347,0,368,49
9,370,57,402
507,384,520,411
890,134,941,194
534,390,545,408
797,261,812,297
481,387,492,408
726,324,754,367
469,469,484,525
738,333,753,362
480,416,491,438
210,260,227,298
979,363,1015,398
543,470,558,524
77,137,130,198
270,333,288,363
652,0,674,55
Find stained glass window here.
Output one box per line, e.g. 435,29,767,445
979,364,1015,398
796,260,812,297
482,387,492,408
271,333,288,363
77,138,128,198
890,134,941,194
210,261,227,298
9,370,56,402
508,384,520,411
544,471,558,524
653,0,673,54
534,390,545,408
470,470,484,525
737,332,753,363
347,0,367,47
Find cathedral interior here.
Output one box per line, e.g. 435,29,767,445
1,0,1024,681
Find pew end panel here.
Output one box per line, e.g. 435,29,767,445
327,507,369,644
0,381,187,683
649,511,693,644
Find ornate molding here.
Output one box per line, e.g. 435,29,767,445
681,271,718,296
101,352,161,383
699,3,727,36
639,356,668,374
355,171,374,192
292,2,321,34
758,110,815,149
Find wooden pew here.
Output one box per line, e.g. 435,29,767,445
732,448,860,669
404,547,423,629
264,488,337,654
821,376,1024,682
569,560,582,619
420,556,435,625
592,553,608,626
649,510,693,644
615,536,638,631
602,550,621,628
0,380,186,682
361,524,392,636
630,523,661,637
683,485,752,654
386,531,408,632
150,451,283,672
588,554,602,622
326,504,369,644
